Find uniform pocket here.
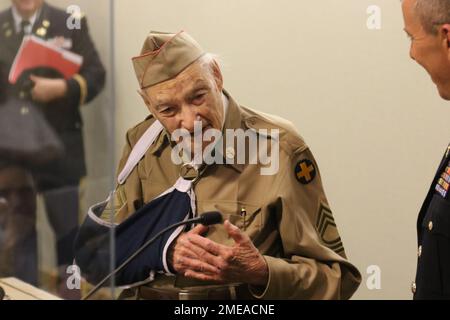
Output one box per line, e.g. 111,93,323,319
196,200,262,245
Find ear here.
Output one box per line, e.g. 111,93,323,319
210,59,223,91
138,89,152,112
440,24,450,59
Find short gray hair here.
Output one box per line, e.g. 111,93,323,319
414,0,450,34
197,53,222,73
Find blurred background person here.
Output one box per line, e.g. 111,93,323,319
0,160,38,286
0,0,106,298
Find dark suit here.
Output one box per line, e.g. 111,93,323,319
414,143,450,299
0,2,105,267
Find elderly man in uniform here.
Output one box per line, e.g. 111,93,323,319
76,31,360,300
0,0,105,290
402,0,450,299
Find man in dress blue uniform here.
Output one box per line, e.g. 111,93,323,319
402,0,450,299
0,0,105,288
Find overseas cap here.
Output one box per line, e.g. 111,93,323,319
132,30,205,89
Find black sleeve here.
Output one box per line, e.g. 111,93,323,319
66,16,106,105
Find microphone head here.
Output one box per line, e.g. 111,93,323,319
199,211,222,226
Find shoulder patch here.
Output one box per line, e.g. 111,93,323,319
295,159,316,184
316,203,344,254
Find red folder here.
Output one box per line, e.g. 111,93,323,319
8,35,83,84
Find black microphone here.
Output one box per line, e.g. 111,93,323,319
196,211,222,226
0,285,5,300
82,211,222,300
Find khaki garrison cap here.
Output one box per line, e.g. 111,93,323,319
132,30,205,89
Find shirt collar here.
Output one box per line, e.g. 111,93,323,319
218,90,245,173
221,92,229,130
11,5,40,34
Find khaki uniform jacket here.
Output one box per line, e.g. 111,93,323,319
102,91,361,300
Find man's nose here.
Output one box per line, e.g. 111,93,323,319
179,106,199,132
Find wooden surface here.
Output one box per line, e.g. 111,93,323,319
0,277,61,300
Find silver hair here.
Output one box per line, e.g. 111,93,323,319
414,0,450,34
197,53,222,73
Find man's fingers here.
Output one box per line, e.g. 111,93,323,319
176,245,199,260
188,234,225,256
176,256,219,274
189,224,209,236
184,270,223,283
187,239,225,267
224,220,246,244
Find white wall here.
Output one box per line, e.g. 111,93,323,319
113,0,450,300
2,0,449,299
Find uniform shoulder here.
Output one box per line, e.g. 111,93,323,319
240,105,308,154
125,114,157,147
44,3,70,19
0,9,12,42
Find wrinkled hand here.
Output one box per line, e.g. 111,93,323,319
30,75,67,103
169,224,217,274
170,220,268,287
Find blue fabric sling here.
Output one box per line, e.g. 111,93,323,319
74,120,198,286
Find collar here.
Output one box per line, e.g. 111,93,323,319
221,92,229,130
218,90,245,173
11,5,40,34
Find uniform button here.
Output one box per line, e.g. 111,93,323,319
418,245,422,258
226,147,235,159
411,281,417,294
428,221,433,231
19,91,26,99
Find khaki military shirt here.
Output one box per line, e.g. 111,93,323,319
102,92,361,299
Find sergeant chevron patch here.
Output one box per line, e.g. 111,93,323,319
316,203,344,254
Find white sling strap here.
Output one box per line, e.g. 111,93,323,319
117,120,164,185
87,119,167,227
